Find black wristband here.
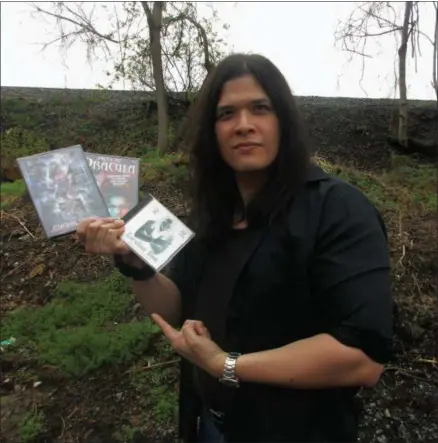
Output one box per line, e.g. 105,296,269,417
113,254,156,281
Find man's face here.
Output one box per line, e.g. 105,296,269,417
215,75,280,174
159,218,172,232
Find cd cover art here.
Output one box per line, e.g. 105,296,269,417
85,153,139,219
17,145,109,238
121,195,195,271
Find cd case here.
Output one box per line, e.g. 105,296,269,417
121,194,195,272
17,145,110,238
85,152,140,219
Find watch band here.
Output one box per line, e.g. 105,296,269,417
113,254,156,281
219,352,241,388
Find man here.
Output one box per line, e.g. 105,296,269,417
77,53,393,442
134,217,174,255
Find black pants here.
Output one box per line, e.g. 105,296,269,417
197,409,226,443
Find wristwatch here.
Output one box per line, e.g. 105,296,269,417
219,352,241,388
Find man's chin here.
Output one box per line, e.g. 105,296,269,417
232,161,271,174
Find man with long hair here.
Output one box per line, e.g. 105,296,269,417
77,54,393,443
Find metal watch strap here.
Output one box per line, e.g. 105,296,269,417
219,352,241,388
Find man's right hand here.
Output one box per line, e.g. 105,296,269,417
76,217,130,255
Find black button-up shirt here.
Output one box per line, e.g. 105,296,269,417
166,164,393,442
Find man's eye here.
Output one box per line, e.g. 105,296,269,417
218,109,233,120
254,103,270,112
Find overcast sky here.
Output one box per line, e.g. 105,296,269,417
1,1,436,100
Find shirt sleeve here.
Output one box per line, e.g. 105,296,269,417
310,180,393,364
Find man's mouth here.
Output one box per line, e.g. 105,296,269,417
234,142,262,151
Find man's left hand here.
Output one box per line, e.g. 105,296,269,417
151,313,227,378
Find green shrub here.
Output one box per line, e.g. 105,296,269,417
1,272,159,377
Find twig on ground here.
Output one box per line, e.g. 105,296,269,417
2,260,29,279
385,366,437,383
411,273,423,298
125,358,180,374
415,357,438,365
1,210,35,239
67,406,80,419
397,244,406,267
57,415,66,439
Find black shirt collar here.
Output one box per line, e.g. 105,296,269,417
307,163,330,183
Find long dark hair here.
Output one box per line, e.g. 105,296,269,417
184,53,312,245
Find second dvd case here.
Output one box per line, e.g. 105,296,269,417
85,152,140,219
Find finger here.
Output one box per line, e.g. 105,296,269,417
107,224,128,254
192,321,209,337
78,216,116,231
76,217,98,241
77,217,99,229
182,321,201,345
87,220,111,252
95,224,111,251
101,217,121,223
202,325,211,339
87,219,107,238
151,313,179,342
193,322,204,336
108,223,125,239
104,219,125,229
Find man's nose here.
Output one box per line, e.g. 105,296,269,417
234,110,255,134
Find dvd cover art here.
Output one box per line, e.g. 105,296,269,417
121,197,194,271
17,145,109,238
85,153,139,219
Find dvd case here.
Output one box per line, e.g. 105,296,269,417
85,153,140,219
17,145,110,238
121,194,195,272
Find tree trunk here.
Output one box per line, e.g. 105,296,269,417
142,1,169,154
433,2,438,109
397,1,413,149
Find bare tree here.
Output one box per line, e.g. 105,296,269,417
432,2,438,107
398,1,414,148
335,1,436,150
141,2,168,154
28,2,228,153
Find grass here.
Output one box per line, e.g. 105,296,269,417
18,411,45,443
0,94,181,159
1,127,49,159
1,180,26,208
128,359,179,438
140,150,188,190
315,153,437,215
1,272,159,377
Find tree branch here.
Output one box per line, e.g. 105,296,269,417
29,2,121,44
164,12,213,72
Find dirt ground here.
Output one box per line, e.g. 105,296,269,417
1,90,437,442
1,172,437,443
